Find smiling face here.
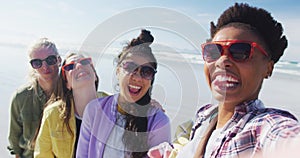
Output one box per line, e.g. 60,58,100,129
63,55,96,90
30,48,60,83
117,53,155,104
205,26,274,108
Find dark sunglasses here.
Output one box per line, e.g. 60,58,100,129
201,40,269,63
62,58,92,78
30,55,58,69
121,61,157,80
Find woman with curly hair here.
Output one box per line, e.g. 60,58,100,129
148,3,300,158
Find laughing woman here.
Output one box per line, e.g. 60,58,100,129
34,53,108,158
76,29,171,158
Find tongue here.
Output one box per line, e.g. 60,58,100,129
129,87,140,93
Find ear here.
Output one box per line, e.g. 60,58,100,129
264,60,274,79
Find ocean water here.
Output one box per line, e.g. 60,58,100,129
1,45,300,157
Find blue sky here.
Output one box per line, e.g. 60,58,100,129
1,0,299,61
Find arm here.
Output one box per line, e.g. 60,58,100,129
8,93,23,156
34,110,54,158
148,111,171,147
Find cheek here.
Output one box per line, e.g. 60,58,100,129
204,63,213,88
143,79,152,91
118,73,129,89
246,60,266,75
52,66,60,75
239,64,264,87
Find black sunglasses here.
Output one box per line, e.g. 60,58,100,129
121,61,157,80
201,40,268,63
30,55,58,69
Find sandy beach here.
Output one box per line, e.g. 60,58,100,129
1,46,299,157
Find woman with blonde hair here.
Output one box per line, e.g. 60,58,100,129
8,38,61,158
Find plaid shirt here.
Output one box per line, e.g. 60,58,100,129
177,99,300,158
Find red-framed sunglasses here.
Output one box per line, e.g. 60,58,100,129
61,57,92,79
201,40,269,63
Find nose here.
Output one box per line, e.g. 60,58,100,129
215,49,233,68
130,68,143,80
74,62,84,70
41,61,50,69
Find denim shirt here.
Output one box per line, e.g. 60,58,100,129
8,82,46,158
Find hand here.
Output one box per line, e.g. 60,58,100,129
148,142,173,158
150,99,165,112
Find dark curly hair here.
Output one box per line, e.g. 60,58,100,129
210,3,288,63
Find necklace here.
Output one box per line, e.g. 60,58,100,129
117,104,127,115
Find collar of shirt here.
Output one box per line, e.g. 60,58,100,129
190,99,264,140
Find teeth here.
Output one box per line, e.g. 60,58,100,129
216,75,238,82
77,71,88,78
129,85,141,90
226,83,235,87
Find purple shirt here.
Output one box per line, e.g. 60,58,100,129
76,94,171,158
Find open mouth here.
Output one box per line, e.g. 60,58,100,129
76,71,90,80
128,84,142,95
213,75,240,90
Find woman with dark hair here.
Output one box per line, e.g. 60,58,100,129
33,53,109,157
148,3,300,158
76,29,171,158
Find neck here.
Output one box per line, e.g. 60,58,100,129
73,85,97,118
38,77,55,98
216,103,235,129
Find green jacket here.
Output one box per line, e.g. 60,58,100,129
8,83,47,158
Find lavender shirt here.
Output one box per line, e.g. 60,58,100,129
76,94,171,158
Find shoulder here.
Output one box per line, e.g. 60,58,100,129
10,85,35,107
97,91,112,98
246,108,299,134
43,100,64,118
12,84,34,98
85,94,117,114
148,107,170,128
151,108,169,120
251,108,298,123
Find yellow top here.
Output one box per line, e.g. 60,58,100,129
34,91,110,158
